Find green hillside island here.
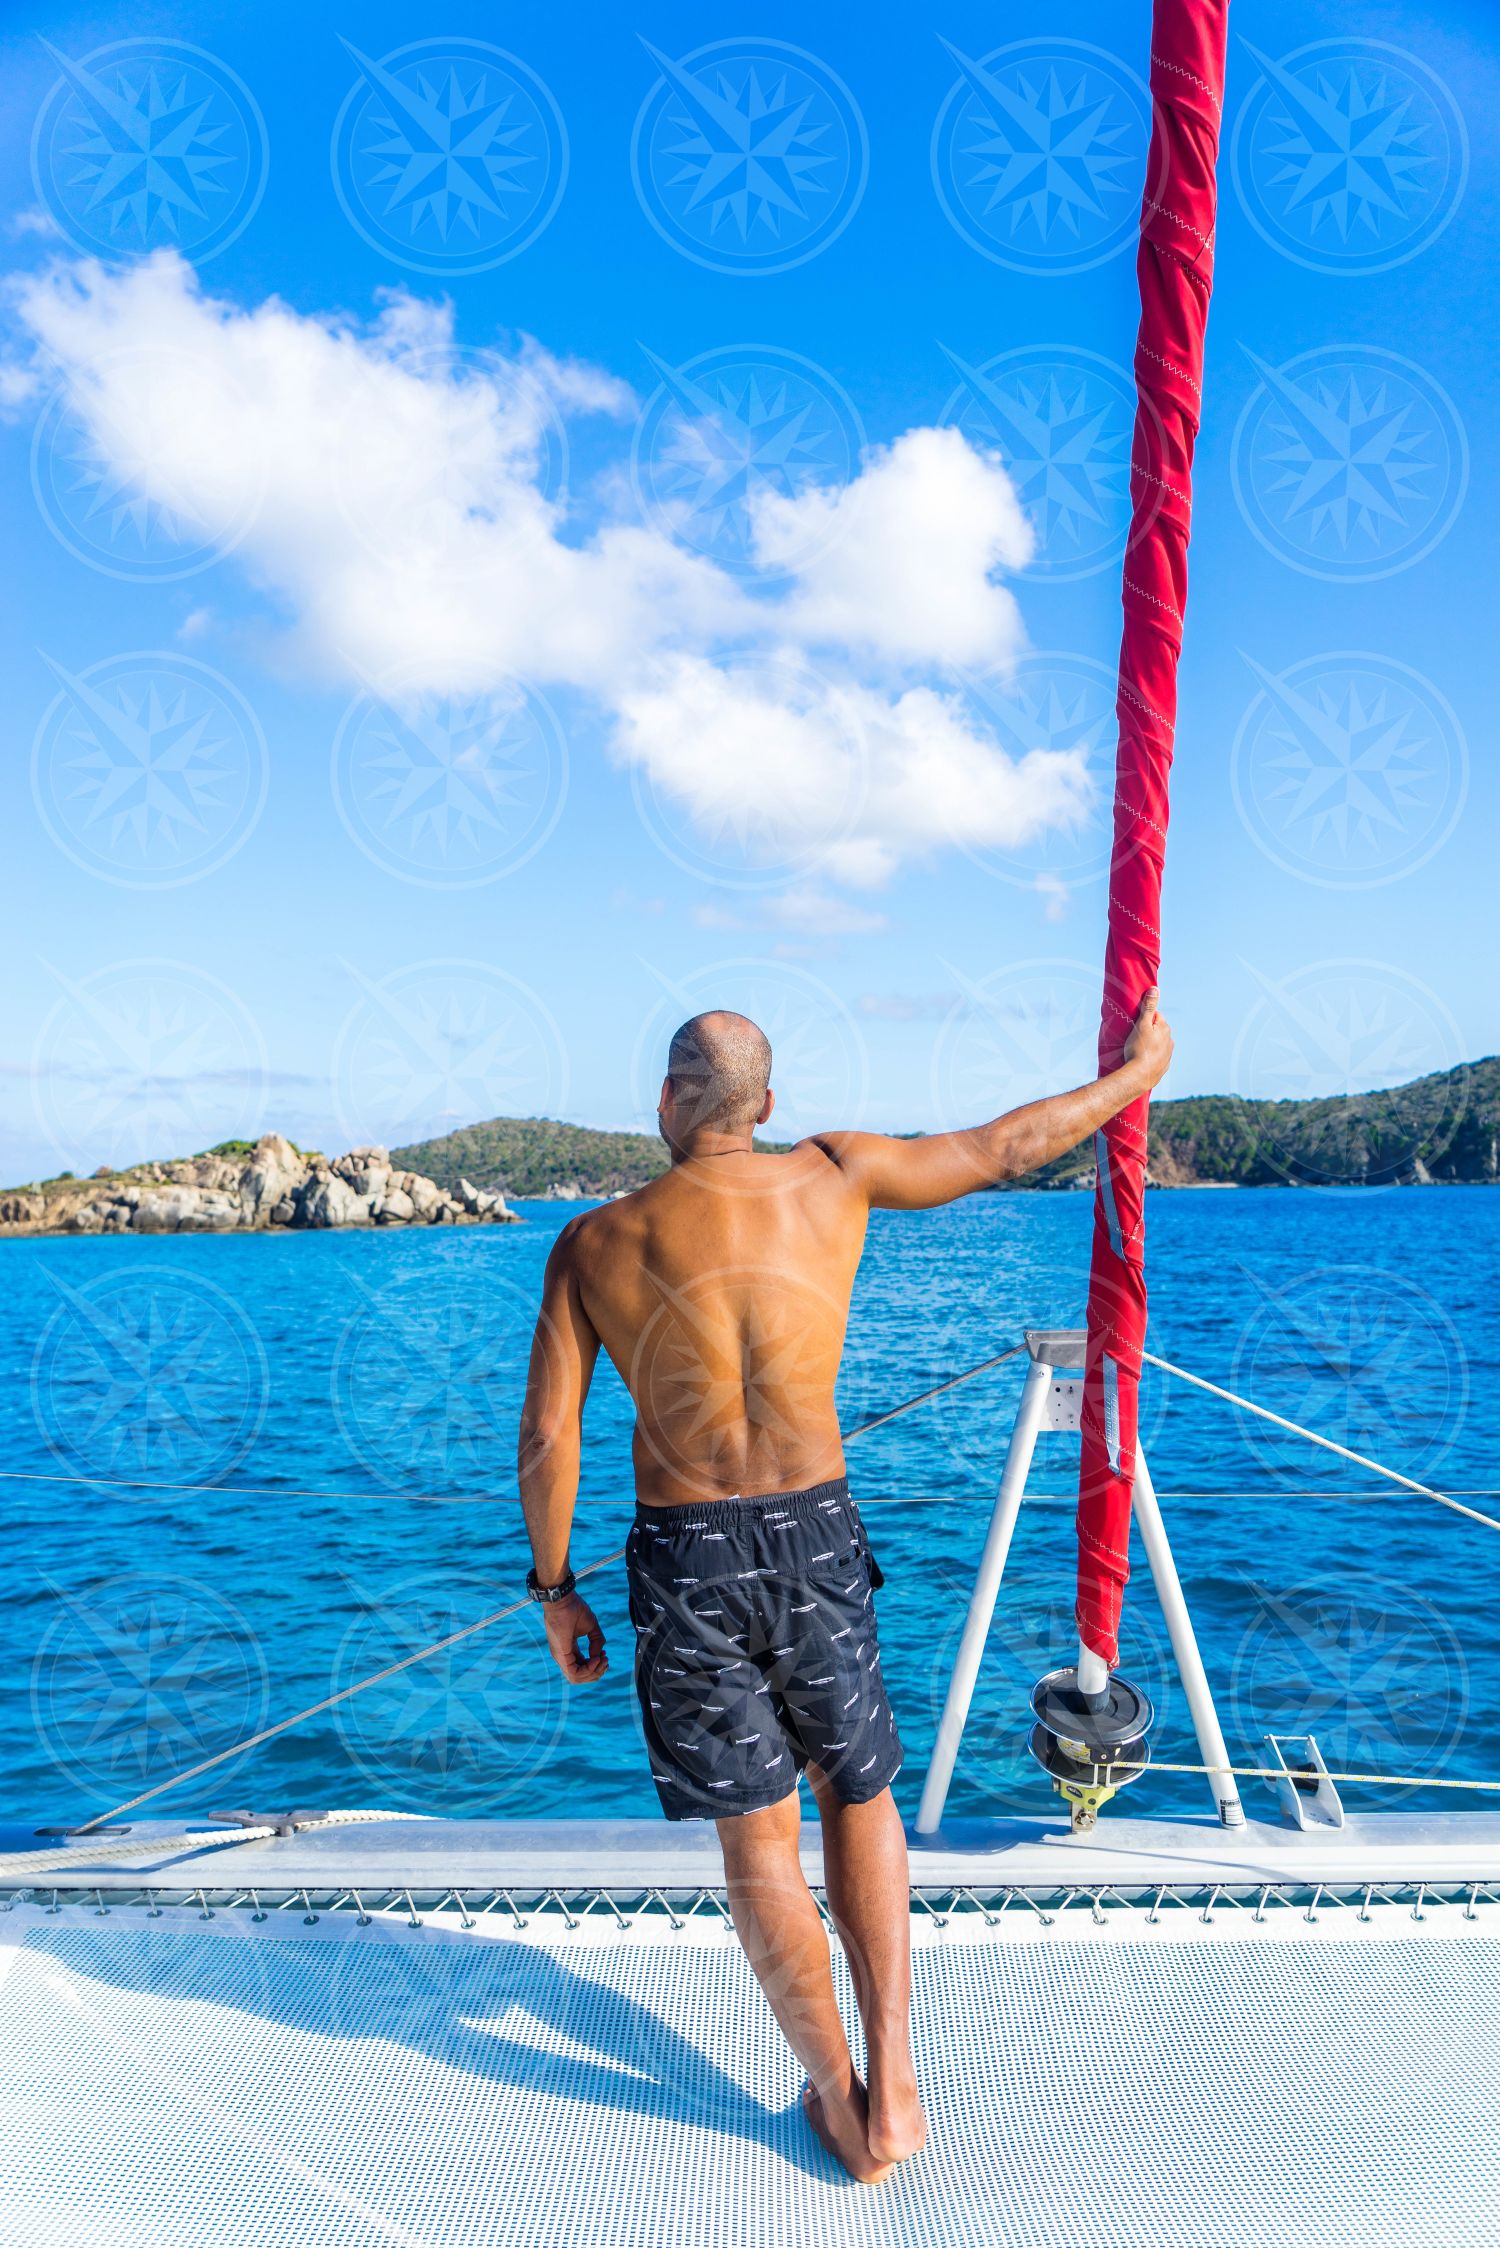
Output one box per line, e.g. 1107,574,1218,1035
394,1057,1499,1199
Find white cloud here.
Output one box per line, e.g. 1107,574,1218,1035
5,252,1084,887
764,888,887,936
753,425,1033,669
0,359,39,408
611,659,1087,890
9,206,63,241
1036,872,1071,922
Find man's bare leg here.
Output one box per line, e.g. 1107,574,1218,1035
806,1769,927,2165
717,1790,892,2182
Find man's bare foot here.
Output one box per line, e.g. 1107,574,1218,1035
801,2080,893,2184
866,2075,928,2166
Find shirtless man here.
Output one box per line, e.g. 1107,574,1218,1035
518,993,1173,2182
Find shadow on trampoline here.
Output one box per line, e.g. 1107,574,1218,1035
17,1918,845,2181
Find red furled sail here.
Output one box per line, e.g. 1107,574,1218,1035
1076,0,1230,1666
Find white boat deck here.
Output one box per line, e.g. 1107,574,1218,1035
7,1805,1500,1896
3,1810,1500,2246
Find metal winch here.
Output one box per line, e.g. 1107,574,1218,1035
1028,1667,1155,1831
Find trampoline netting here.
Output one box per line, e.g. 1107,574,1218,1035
3,1903,1498,2248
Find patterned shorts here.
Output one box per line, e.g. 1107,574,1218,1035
626,1476,903,1823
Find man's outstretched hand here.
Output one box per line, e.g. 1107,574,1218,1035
1123,988,1173,1088
543,1593,609,1683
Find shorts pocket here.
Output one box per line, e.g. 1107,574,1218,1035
625,1524,651,1630
805,1513,882,1594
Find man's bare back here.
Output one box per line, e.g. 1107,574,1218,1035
558,1142,868,1506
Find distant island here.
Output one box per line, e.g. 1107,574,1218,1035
0,1137,519,1238
395,1056,1496,1198
392,1116,792,1199
2,1058,1493,1238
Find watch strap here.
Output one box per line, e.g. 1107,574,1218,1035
527,1565,577,1604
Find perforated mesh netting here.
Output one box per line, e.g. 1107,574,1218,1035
2,1906,1495,2247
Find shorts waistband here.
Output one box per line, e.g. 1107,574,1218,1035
634,1475,851,1529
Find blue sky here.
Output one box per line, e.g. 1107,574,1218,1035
0,0,1495,1181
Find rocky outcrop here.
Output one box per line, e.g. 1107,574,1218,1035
0,1135,522,1238
457,1175,511,1218
240,1133,306,1225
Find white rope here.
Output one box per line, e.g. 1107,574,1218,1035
1141,1351,1500,1533
0,1808,428,1882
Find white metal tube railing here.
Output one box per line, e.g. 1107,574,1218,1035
915,1356,1054,1835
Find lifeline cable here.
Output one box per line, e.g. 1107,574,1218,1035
0,1345,1030,1510
1142,1351,1500,1533
70,1343,1030,1832
54,1331,1500,1836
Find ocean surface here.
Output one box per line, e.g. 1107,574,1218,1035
2,1186,1495,1831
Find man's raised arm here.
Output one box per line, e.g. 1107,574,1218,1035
518,1217,609,1683
810,990,1174,1211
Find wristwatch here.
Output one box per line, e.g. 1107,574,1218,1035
526,1564,577,1604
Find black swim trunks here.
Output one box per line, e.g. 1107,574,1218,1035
626,1475,903,1822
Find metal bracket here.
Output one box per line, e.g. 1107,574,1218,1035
206,1808,332,1838
1024,1327,1086,1369
1263,1737,1345,1831
1043,1375,1084,1432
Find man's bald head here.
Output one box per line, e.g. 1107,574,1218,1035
664,1011,773,1138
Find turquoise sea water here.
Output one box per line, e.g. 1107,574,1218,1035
1,1186,1495,1829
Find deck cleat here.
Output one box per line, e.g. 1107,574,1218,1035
1028,1668,1154,1832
